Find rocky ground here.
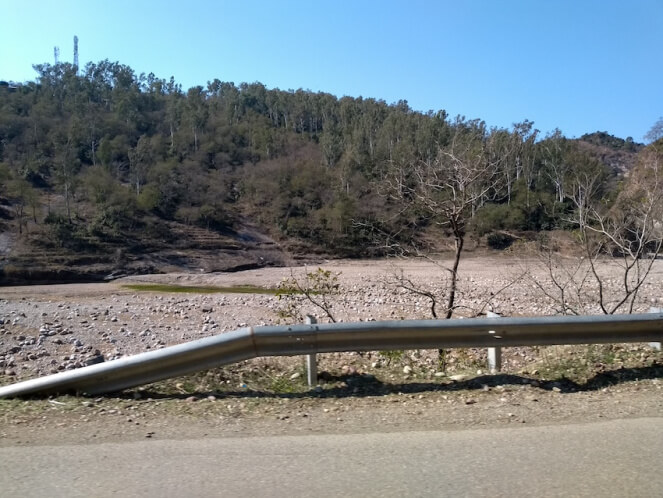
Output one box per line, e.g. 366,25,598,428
1,255,662,445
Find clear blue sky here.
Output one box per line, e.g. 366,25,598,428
1,0,661,141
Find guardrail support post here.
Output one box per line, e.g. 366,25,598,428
487,311,502,373
649,307,662,351
305,315,318,386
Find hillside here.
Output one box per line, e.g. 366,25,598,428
577,131,643,175
0,213,293,285
0,60,651,284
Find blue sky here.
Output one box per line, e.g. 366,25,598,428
1,0,661,141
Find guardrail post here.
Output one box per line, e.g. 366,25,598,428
487,311,502,373
305,315,318,386
649,307,662,351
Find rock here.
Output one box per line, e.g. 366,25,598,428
434,372,445,377
341,365,356,375
403,365,413,374
450,374,468,382
290,372,301,380
85,354,105,366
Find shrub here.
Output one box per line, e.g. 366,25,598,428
487,232,515,250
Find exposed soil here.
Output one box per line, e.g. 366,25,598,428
1,256,662,446
1,379,662,447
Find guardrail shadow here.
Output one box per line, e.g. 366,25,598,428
124,362,663,400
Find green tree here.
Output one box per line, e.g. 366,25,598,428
7,177,37,234
128,135,154,195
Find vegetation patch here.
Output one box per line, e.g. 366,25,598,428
122,283,280,295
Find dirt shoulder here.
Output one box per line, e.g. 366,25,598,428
1,378,661,447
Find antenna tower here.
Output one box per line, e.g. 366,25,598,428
54,46,60,65
73,35,79,71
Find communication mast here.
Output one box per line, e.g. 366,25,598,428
54,46,60,65
73,35,79,72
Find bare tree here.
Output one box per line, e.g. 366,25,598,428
385,264,524,319
540,129,569,204
644,117,663,144
383,122,505,319
524,236,595,316
583,145,663,313
533,143,663,314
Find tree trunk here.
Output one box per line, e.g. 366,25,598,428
439,230,464,368
64,179,71,223
445,233,464,320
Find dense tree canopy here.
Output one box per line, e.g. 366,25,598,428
0,60,648,260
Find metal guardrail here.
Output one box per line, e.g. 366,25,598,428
0,313,661,398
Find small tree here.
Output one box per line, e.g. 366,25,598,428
276,268,341,323
382,121,507,319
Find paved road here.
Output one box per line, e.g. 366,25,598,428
1,418,662,497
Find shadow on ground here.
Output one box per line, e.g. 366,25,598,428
125,362,663,401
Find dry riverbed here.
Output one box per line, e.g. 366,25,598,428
1,256,662,445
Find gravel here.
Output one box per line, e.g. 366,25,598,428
1,256,662,383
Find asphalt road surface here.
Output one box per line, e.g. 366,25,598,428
1,418,662,497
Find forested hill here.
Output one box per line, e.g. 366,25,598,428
0,61,647,283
